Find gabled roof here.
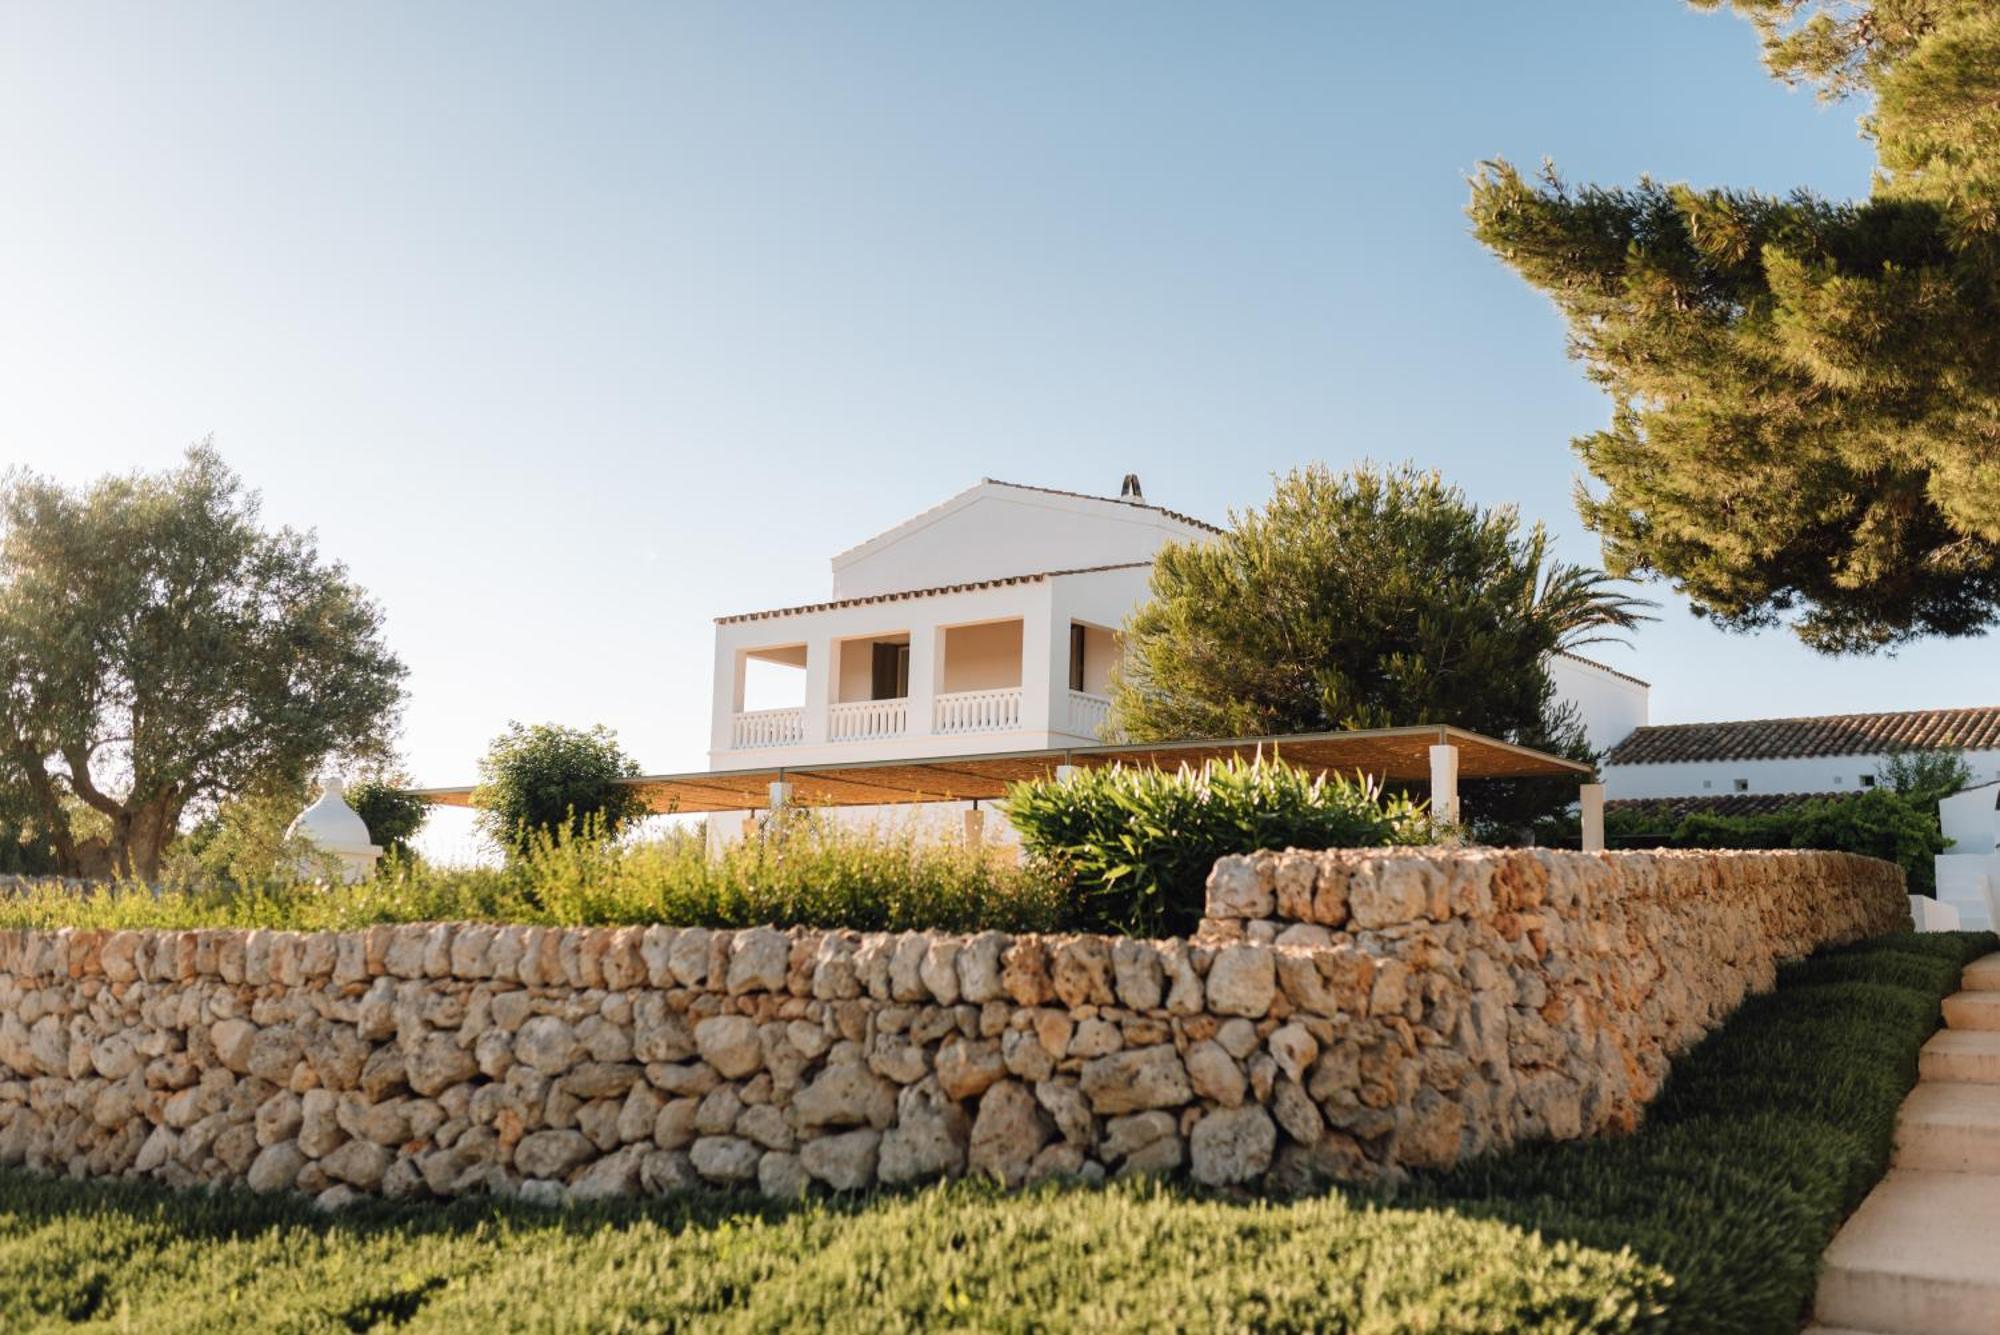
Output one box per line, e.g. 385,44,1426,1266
1607,706,2000,766
715,563,1150,625
830,478,1219,570
977,479,1222,535
1553,650,1649,688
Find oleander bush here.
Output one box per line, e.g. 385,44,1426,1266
1004,756,1429,935
0,822,1067,935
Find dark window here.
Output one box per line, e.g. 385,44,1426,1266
1860,773,1877,788
1069,624,1086,692
1733,778,1749,793
870,642,909,700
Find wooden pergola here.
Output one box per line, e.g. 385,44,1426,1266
413,724,1606,848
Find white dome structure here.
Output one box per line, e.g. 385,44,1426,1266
286,776,382,884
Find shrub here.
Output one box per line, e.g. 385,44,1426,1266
471,722,647,859
1608,787,1948,893
0,822,1067,936
346,775,429,860
1003,756,1429,936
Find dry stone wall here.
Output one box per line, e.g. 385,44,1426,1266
0,849,1905,1206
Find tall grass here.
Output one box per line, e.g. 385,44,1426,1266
0,821,1067,935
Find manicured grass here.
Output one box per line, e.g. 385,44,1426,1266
1401,929,1997,1333
0,825,1069,936
0,930,1982,1332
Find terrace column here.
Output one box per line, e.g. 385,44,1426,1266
802,637,834,745
1428,743,1460,834
1579,783,1606,852
907,626,938,737
1020,584,1063,737
963,806,985,847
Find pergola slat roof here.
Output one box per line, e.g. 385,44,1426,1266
413,725,1592,815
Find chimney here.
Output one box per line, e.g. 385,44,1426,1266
1119,473,1144,502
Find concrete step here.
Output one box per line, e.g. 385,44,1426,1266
1961,955,2000,993
1919,1030,2000,1084
1814,1169,2000,1334
1943,990,2000,1031
1894,1082,2000,1172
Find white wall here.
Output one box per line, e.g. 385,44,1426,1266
1603,750,2000,801
940,620,1023,693
1548,654,1649,757
831,483,1209,599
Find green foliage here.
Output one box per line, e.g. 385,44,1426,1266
0,444,406,880
1111,463,1650,744
1004,757,1429,936
1470,2,2000,653
1878,746,1976,808
0,929,1978,1331
472,722,647,859
1605,787,1949,893
0,775,55,876
1407,929,1996,1332
0,823,1066,936
169,778,322,890
1107,463,1645,836
346,774,429,860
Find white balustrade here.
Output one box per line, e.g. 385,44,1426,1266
1068,691,1111,739
731,707,805,749
828,698,908,742
935,687,1023,735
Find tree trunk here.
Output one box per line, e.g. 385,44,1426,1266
123,798,177,884
9,745,79,876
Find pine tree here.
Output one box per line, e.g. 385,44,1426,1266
1109,464,1649,834
1470,1,2000,653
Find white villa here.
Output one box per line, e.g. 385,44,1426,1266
702,477,1648,844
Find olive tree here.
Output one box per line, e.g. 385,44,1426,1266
0,445,406,880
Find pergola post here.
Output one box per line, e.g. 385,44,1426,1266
765,780,792,836
1428,743,1460,835
963,805,985,848
1579,783,1606,853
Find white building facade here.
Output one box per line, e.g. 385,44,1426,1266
704,478,1650,843
1600,711,2000,804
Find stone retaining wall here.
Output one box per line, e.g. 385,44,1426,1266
0,849,1905,1206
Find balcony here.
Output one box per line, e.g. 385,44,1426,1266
935,687,1022,735
828,698,907,742
732,707,804,750
1068,690,1111,739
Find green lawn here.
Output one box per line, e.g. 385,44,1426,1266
0,931,1985,1333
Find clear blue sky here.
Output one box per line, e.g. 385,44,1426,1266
3,2,1991,852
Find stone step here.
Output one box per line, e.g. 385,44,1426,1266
1894,1082,2000,1172
1942,990,2000,1031
1814,1169,2000,1334
1961,955,2000,993
1919,1030,2000,1084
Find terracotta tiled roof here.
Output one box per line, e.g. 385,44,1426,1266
1605,792,1850,821
1607,707,2000,766
715,563,1150,625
